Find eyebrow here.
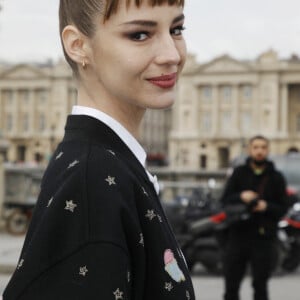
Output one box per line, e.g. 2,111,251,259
121,13,185,27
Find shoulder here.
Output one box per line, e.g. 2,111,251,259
272,168,286,184
231,164,249,176
85,144,135,191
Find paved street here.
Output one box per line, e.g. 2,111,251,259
192,269,300,300
1,271,300,299
0,233,299,299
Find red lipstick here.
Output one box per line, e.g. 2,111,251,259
147,73,177,89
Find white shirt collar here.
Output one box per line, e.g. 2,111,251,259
72,105,147,168
71,105,159,194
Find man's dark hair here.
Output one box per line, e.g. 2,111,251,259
249,135,269,145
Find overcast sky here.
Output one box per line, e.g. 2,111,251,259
0,0,299,64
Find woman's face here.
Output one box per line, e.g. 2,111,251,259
85,1,186,112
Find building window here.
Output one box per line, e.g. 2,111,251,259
241,111,252,132
6,114,13,131
221,111,232,132
23,114,29,132
37,89,48,104
222,86,232,102
39,114,46,131
242,85,252,100
200,154,207,169
202,86,212,101
296,114,300,132
3,90,13,106
19,90,29,103
201,112,212,132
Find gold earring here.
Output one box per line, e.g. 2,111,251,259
82,60,86,69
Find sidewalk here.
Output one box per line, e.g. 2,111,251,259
0,233,24,274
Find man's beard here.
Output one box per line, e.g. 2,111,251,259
252,158,267,167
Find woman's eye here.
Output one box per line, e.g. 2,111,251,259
129,32,149,41
171,26,186,36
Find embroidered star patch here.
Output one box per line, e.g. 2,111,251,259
17,259,24,269
157,214,163,223
105,176,116,186
139,233,144,247
141,187,148,196
165,282,173,292
55,151,63,160
113,288,124,300
79,266,88,276
127,271,131,282
64,200,77,212
47,197,53,208
145,209,156,221
68,160,79,169
107,149,116,156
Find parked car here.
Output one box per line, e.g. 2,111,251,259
2,164,44,235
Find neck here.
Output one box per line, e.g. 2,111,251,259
77,85,145,139
250,161,266,171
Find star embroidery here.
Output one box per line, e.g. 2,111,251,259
141,187,148,196
64,200,77,212
17,259,24,269
79,266,88,276
165,282,173,292
68,159,79,169
145,209,156,221
157,214,163,223
139,233,144,247
55,151,63,160
113,288,124,300
107,149,116,156
105,176,116,186
127,271,131,282
47,197,53,208
186,290,191,300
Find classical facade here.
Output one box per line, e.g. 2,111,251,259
170,50,300,170
0,61,76,163
0,61,171,164
140,108,172,165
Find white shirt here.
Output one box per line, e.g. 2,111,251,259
71,106,159,194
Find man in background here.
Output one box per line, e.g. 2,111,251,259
220,135,287,300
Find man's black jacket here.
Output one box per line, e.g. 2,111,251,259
220,158,288,239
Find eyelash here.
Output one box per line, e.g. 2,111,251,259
128,25,186,41
171,25,186,36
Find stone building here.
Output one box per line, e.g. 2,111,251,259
0,60,171,164
0,60,76,163
170,50,300,170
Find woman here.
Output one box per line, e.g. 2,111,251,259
3,0,195,299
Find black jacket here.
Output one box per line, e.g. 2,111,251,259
220,157,288,239
3,115,195,300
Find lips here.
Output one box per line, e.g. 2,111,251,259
147,73,177,89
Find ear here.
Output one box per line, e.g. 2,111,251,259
61,25,89,66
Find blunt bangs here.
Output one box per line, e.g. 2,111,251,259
104,0,185,19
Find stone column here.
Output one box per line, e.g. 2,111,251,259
280,84,288,136
232,84,239,136
0,155,4,223
0,89,2,130
212,85,219,136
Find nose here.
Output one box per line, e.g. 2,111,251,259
155,34,183,66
